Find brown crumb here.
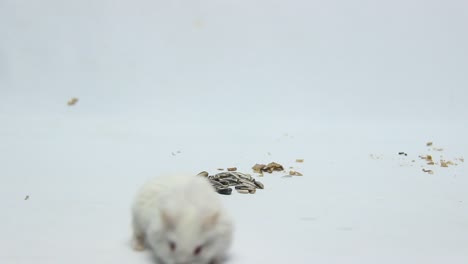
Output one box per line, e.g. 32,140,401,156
217,168,224,171
252,162,284,174
227,167,237,172
440,160,451,167
422,169,434,174
252,164,266,173
460,157,465,162
419,155,433,161
427,161,435,165
67,97,78,106
296,159,304,163
289,170,303,176
426,142,433,146
263,162,284,173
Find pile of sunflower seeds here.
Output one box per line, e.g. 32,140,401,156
197,171,264,195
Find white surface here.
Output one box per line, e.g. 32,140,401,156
1,0,468,263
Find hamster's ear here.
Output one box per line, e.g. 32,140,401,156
202,211,220,230
161,210,176,230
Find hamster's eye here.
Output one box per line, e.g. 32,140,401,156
193,245,203,255
169,241,176,251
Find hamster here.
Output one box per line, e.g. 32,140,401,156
131,174,234,264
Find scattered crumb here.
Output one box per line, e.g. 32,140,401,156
263,162,284,173
252,162,284,174
267,152,271,156
419,155,433,161
177,150,181,154
426,142,433,146
441,160,448,167
67,97,79,106
289,166,294,169
171,152,176,156
398,152,408,156
440,160,457,167
427,161,435,165
227,167,237,172
289,170,303,176
217,168,224,171
24,195,29,200
460,157,465,162
296,159,304,163
433,148,444,151
422,169,434,174
252,164,266,173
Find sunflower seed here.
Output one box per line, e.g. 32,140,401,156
253,180,264,189
200,171,264,195
217,188,233,195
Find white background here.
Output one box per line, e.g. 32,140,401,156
1,0,467,263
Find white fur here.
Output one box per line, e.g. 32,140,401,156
131,174,233,264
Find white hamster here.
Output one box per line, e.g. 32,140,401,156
131,174,234,264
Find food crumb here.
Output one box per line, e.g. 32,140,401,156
227,167,237,172
422,168,434,174
67,97,79,106
252,164,266,173
440,160,456,167
289,170,303,176
263,162,284,173
296,159,304,163
426,142,433,146
252,162,284,174
24,195,29,200
217,168,224,171
419,155,433,161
